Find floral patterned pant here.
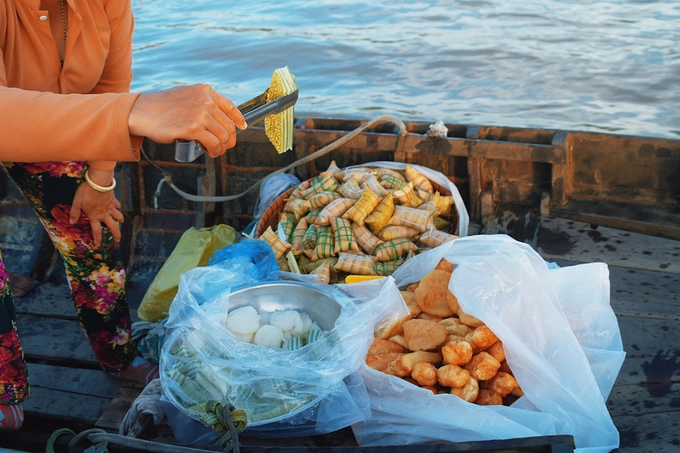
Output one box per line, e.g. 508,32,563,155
0,162,136,405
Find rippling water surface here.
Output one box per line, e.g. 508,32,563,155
131,0,680,139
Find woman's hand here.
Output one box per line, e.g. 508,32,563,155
127,84,248,158
69,168,124,246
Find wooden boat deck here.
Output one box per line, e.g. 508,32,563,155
1,215,678,452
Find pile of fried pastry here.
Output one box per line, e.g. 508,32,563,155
366,258,524,405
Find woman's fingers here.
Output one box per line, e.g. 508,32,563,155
197,109,240,157
128,84,247,157
70,182,124,246
212,89,248,131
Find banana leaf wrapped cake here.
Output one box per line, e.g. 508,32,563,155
254,161,469,283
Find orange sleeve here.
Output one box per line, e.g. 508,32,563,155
0,86,141,163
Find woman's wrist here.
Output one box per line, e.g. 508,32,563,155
84,168,116,192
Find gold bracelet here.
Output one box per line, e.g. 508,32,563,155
84,170,117,193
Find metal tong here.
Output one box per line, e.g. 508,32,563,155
174,89,299,162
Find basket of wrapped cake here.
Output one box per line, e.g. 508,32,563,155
253,161,469,283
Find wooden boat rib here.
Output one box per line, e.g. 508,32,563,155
0,117,678,452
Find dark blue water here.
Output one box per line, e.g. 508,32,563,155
130,0,680,139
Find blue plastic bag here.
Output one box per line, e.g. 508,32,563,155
208,238,279,281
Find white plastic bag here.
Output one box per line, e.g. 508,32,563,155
352,234,625,453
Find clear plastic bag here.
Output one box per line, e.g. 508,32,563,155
352,234,625,453
160,240,409,443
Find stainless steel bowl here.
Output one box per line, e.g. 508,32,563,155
227,281,342,330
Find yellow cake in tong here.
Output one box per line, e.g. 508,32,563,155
264,66,297,153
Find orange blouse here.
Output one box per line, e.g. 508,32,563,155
0,0,143,171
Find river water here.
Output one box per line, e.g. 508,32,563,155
130,0,679,140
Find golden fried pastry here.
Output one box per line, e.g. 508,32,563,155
402,291,423,317
374,292,420,339
446,334,467,344
466,325,499,352
476,388,503,406
403,377,418,386
446,292,461,315
434,258,455,273
365,352,404,372
441,340,473,366
400,290,415,307
499,360,512,374
482,371,520,397
382,359,404,377
439,317,471,337
395,351,443,376
385,334,407,349
403,319,448,351
368,338,408,355
486,341,506,363
411,362,438,387
368,264,524,408
457,309,484,327
416,313,443,322
374,319,405,340
451,376,479,403
406,281,420,292
414,269,457,317
437,364,470,388
464,351,501,381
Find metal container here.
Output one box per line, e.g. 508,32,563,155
227,280,343,330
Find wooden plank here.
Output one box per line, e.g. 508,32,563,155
537,216,680,274
467,157,484,222
549,132,572,207
15,280,145,323
610,412,680,452
607,383,680,417
567,132,680,206
611,296,680,320
400,135,567,163
290,126,569,165
16,314,98,364
95,385,144,431
614,356,680,386
27,363,123,399
608,267,680,302
13,281,75,318
550,202,680,241
22,386,111,425
615,315,680,359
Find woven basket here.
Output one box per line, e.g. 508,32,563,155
254,186,296,238
253,176,459,239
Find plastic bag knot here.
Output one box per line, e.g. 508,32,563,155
189,400,248,446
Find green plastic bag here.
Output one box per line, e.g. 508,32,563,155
137,224,237,322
